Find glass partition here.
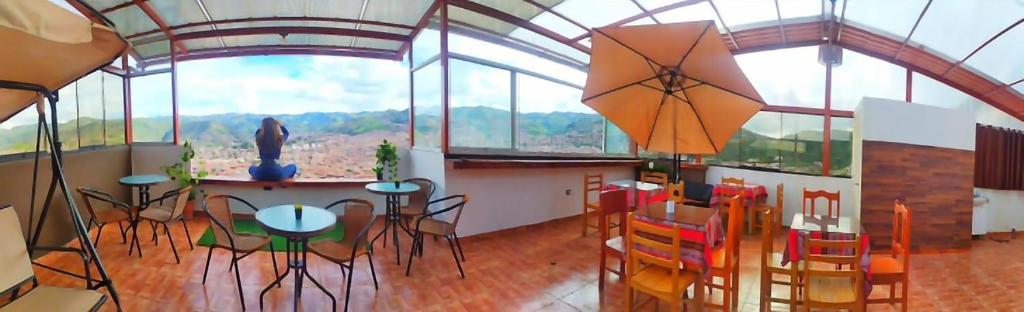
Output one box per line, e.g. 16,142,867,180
413,60,443,150
130,73,174,143
830,117,853,177
516,73,602,154
736,46,826,109
830,49,906,111
449,59,512,149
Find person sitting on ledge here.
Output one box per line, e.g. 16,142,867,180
248,117,298,181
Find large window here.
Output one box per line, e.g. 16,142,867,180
736,46,825,109
130,73,173,143
449,59,512,149
0,70,126,157
412,60,443,150
516,73,604,154
175,55,410,179
830,117,853,177
706,112,827,175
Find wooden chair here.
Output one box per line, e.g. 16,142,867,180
135,186,194,264
582,173,604,236
202,194,279,311
708,195,744,312
399,177,436,230
598,189,628,292
803,189,840,218
718,177,745,220
640,171,669,188
667,182,685,204
753,183,784,234
0,205,108,311
802,235,865,312
759,208,801,312
867,200,911,311
308,199,380,312
405,194,469,279
624,212,701,312
77,187,134,248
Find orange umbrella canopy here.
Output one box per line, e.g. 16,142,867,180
583,21,764,155
0,0,127,123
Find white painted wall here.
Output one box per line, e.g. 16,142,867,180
857,97,975,151
444,165,633,237
130,144,185,203
704,166,853,226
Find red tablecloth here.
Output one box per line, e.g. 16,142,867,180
710,183,768,207
604,184,667,209
781,230,873,295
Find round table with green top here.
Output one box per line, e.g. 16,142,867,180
256,204,338,312
365,182,420,266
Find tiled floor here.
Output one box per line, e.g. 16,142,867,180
25,214,1024,311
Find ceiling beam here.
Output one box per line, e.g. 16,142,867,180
941,17,1024,78
146,45,400,64
894,0,931,59
133,0,189,53
100,1,138,14
707,0,737,49
448,0,589,53
397,0,441,57
126,16,417,40
629,0,662,24
135,26,409,46
522,0,591,31
571,0,705,42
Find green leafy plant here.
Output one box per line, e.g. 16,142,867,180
162,140,209,200
375,139,399,182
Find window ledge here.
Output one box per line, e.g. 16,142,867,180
199,176,376,189
449,158,642,170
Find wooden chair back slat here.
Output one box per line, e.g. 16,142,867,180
802,189,841,218
724,195,744,266
803,235,864,309
667,183,685,204
892,200,911,264
627,212,684,289
641,172,669,188
598,190,627,243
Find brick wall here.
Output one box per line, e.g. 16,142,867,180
860,140,975,251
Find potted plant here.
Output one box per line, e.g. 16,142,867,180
162,140,209,219
374,139,399,184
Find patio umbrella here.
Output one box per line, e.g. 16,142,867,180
582,21,765,182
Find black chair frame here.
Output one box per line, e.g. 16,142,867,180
201,195,280,312
78,188,132,248
405,194,468,279
323,198,381,312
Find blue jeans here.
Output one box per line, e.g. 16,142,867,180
248,162,297,181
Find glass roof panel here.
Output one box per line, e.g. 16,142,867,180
359,24,414,36
105,5,160,35
911,72,975,110
183,38,225,51
134,40,171,59
777,0,822,20
735,46,825,108
449,6,518,35
551,0,642,29
624,17,658,26
965,24,1024,84
470,0,560,21
530,11,588,39
843,0,927,39
830,49,906,111
352,38,403,51
712,0,778,29
201,0,362,21
82,0,124,11
652,1,723,29
449,33,586,86
635,0,684,11
221,34,294,47
363,0,435,25
147,0,207,26
911,0,1024,61
1014,84,1024,95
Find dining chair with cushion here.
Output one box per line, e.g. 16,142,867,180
308,198,379,312
77,187,134,248
202,194,279,311
759,208,801,312
803,189,840,218
135,186,194,264
667,182,685,204
640,171,669,188
399,177,436,231
753,183,784,234
405,194,469,279
867,200,911,312
802,235,865,312
0,206,107,311
598,189,628,292
582,173,604,236
624,211,701,312
708,195,743,312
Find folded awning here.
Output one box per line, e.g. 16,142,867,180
0,0,127,123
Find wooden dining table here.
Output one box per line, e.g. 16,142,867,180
783,213,873,295
632,202,724,309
